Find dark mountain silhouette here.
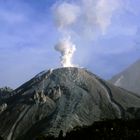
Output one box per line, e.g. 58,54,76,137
0,67,140,140
109,59,140,94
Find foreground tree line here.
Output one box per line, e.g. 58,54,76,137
35,119,140,140
0,119,140,140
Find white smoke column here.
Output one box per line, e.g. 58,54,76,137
53,0,121,67
53,2,80,67
55,37,76,67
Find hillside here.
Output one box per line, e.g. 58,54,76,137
0,67,140,140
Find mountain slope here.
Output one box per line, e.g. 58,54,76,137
109,59,140,94
0,87,13,100
0,67,140,140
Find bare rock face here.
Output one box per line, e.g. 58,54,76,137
0,103,7,114
0,67,140,140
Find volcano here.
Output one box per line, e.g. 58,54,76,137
0,67,140,140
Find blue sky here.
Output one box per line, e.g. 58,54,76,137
0,0,140,88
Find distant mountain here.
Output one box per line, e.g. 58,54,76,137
0,67,140,140
109,59,140,94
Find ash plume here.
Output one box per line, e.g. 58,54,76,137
53,2,80,67
54,2,80,29
53,0,121,67
80,0,121,35
55,37,76,67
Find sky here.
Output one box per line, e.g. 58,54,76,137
0,0,140,89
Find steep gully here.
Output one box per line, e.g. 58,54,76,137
86,70,125,119
7,106,31,140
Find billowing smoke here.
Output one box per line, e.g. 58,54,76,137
53,2,80,67
80,0,120,35
53,0,121,67
54,2,80,29
55,37,76,67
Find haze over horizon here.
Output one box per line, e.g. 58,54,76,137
0,0,140,89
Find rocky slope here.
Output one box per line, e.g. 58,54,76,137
0,87,13,114
0,67,140,140
109,59,140,94
0,87,13,99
